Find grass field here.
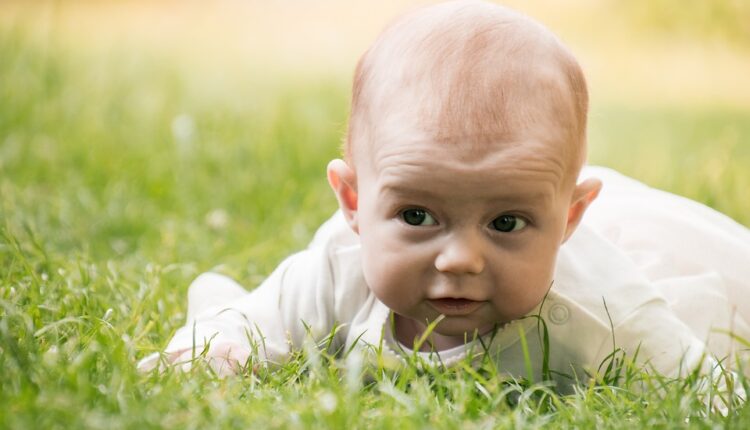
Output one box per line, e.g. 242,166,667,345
2,1,750,428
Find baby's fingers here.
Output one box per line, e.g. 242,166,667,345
137,348,194,373
204,341,253,376
136,352,161,373
137,341,253,376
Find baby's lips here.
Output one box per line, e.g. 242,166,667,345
427,298,485,316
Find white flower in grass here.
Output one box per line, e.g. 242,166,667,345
43,346,59,366
205,209,229,230
318,391,338,414
345,349,363,393
110,239,128,255
171,113,195,153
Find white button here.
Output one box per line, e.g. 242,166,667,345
548,303,569,324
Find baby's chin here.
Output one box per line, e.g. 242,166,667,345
431,318,506,340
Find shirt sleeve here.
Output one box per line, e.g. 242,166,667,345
162,245,338,365
549,224,710,381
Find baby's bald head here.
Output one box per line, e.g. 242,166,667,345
346,0,589,183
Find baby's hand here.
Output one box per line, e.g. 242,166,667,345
137,340,253,377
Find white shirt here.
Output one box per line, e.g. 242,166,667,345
149,166,750,390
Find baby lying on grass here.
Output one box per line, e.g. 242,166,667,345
140,0,750,391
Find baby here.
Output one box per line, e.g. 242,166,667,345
140,0,750,389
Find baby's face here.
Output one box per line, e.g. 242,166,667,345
327,0,599,346
330,112,596,345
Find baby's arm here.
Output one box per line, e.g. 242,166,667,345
137,272,287,375
139,247,338,375
603,296,747,412
553,222,748,407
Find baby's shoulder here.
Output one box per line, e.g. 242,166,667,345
552,225,663,325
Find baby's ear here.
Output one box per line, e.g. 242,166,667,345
327,159,359,234
562,177,602,243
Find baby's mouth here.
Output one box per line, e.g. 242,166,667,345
427,298,484,316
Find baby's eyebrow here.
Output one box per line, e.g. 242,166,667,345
379,184,448,203
379,183,552,206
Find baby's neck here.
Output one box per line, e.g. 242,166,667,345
393,314,468,352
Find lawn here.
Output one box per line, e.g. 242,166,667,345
2,1,750,428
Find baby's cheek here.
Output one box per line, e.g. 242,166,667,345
495,265,553,317
364,261,412,309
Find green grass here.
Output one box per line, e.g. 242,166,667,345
2,22,750,429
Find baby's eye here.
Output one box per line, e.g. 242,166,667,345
401,209,437,226
490,215,527,233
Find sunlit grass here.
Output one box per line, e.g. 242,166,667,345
2,2,750,428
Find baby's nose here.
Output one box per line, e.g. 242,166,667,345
434,234,485,275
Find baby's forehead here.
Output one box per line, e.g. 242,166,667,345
363,91,579,174
372,127,571,172
367,132,573,204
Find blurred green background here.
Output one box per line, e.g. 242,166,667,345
1,0,749,272
1,1,749,427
